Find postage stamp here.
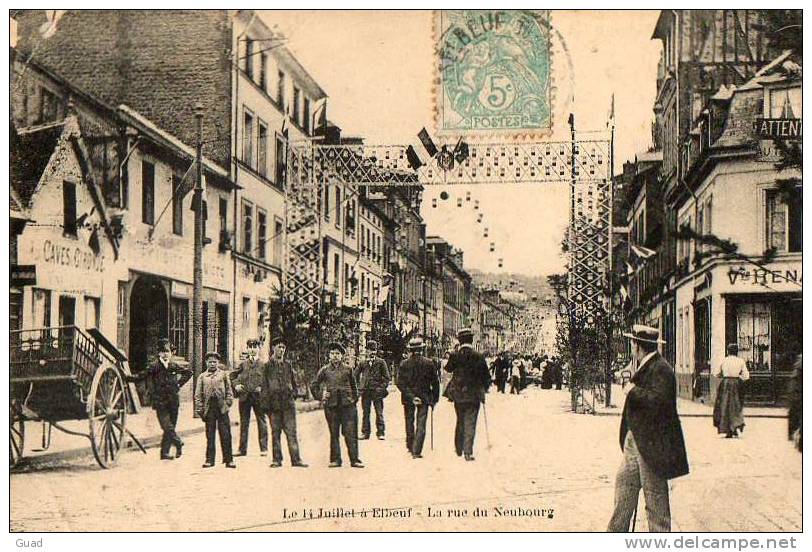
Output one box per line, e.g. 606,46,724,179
436,10,552,136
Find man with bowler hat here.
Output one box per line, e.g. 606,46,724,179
443,328,490,461
127,338,191,460
311,342,364,468
231,339,268,457
397,337,440,458
264,336,308,468
607,325,689,532
195,351,236,468
355,340,391,440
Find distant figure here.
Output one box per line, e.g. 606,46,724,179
788,353,802,452
553,357,564,390
509,357,523,394
712,343,750,438
443,328,491,461
493,352,509,393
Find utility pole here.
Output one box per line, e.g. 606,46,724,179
191,103,205,416
606,113,615,408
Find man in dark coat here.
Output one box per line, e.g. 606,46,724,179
396,337,440,459
230,339,268,457
443,328,491,461
608,325,689,532
355,340,391,440
493,352,509,393
311,342,363,468
127,338,191,460
264,337,308,468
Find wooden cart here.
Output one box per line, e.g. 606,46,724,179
10,326,145,469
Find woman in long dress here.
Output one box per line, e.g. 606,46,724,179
713,344,750,438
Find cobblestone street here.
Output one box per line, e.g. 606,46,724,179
10,387,801,532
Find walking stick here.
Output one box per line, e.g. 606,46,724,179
430,405,434,450
481,401,492,450
631,502,638,532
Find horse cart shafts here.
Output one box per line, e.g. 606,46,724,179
10,326,145,469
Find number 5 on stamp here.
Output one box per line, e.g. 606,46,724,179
436,10,552,135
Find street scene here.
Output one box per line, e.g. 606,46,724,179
7,8,803,536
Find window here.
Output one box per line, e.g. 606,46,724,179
172,174,183,236
170,298,189,359
63,181,77,237
243,109,254,167
257,208,267,260
259,52,267,90
293,86,301,126
768,86,802,119
242,200,254,255
219,197,228,241
141,161,155,225
766,188,802,252
360,224,366,255
39,87,59,124
277,71,286,107
275,135,286,186
736,302,771,372
244,38,254,79
335,187,342,228
324,184,331,220
242,297,251,330
334,253,340,289
33,288,52,328
257,301,269,339
257,121,268,177
273,218,283,266
303,97,311,134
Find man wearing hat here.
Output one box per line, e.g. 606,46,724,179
194,351,236,468
127,338,192,460
396,337,440,458
443,328,491,461
607,325,689,532
230,339,268,457
311,342,364,468
263,336,307,468
355,340,391,440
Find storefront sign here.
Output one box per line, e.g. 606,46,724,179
42,239,105,273
726,265,802,287
752,118,802,140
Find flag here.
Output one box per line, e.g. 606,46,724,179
174,160,198,201
417,128,438,158
405,145,423,170
607,93,615,128
39,10,66,39
631,244,656,259
88,226,101,255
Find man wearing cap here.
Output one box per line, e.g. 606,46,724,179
195,351,236,468
263,336,308,468
311,342,364,468
397,337,440,458
607,325,689,532
355,340,391,440
443,328,491,461
230,339,268,457
127,338,192,460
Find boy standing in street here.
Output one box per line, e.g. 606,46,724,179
231,339,268,457
195,352,236,469
311,342,364,468
264,336,308,468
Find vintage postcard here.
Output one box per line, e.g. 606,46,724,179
6,7,803,542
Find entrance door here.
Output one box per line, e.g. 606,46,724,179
128,276,169,374
693,299,711,400
58,296,76,327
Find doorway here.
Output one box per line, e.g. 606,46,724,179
128,275,169,374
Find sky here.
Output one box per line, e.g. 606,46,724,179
264,10,662,276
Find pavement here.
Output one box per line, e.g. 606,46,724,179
10,386,801,532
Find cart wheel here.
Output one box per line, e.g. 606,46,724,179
88,362,127,468
10,399,25,468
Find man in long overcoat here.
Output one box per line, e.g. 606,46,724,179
443,328,491,461
396,337,440,458
127,338,191,460
607,325,689,532
355,340,391,440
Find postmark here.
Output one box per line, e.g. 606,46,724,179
436,10,552,136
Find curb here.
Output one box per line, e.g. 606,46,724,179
15,400,323,469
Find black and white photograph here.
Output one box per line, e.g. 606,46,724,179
5,6,805,542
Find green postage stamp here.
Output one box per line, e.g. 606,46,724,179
436,10,552,135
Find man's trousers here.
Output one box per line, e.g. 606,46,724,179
204,407,233,465
269,403,302,464
360,392,385,438
323,404,360,464
238,393,268,454
155,401,182,458
607,432,671,532
453,401,480,456
403,402,429,455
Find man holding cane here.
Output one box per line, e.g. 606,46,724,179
396,337,440,459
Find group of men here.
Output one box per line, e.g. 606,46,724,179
490,352,563,393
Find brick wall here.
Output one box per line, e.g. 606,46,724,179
15,10,234,169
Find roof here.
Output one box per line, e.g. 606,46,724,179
10,121,64,208
651,10,672,40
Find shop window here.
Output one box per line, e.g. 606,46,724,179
766,188,802,252
768,86,802,119
63,181,77,237
736,302,771,373
141,161,155,225
169,298,189,359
